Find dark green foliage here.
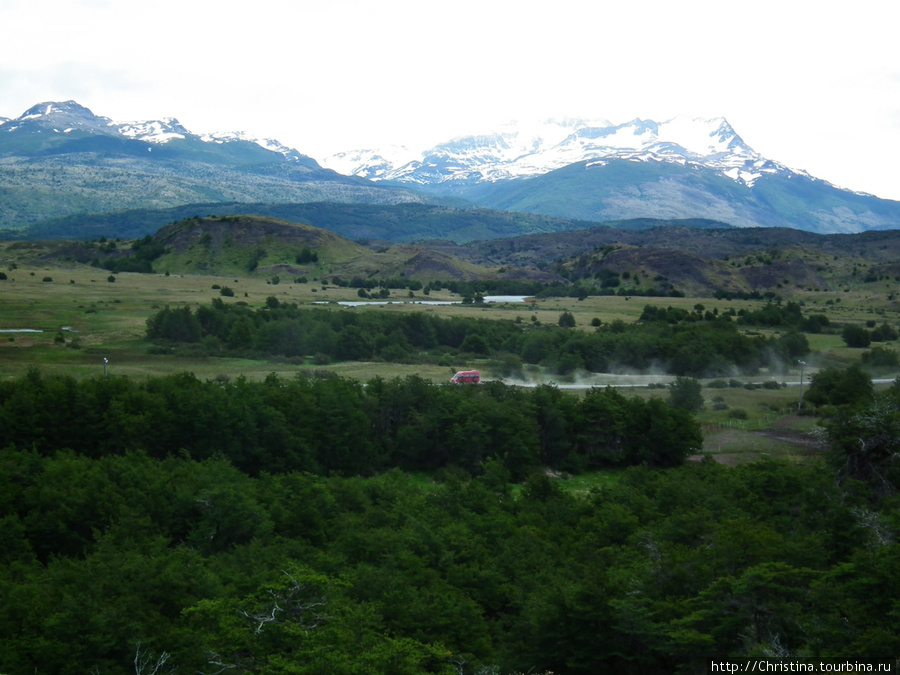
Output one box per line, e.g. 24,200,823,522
1,381,898,673
668,376,704,412
773,330,811,361
557,311,576,328
0,371,698,478
735,300,804,328
804,363,873,409
247,247,266,272
144,301,796,377
98,234,168,273
146,305,202,343
870,322,899,342
820,381,900,499
861,346,899,368
801,313,831,333
295,247,318,264
842,324,872,348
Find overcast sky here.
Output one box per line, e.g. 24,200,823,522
2,0,899,200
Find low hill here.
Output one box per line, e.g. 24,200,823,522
32,214,545,283
150,215,373,276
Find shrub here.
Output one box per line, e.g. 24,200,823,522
861,346,899,368
842,324,871,348
871,323,899,342
804,363,873,408
668,376,704,412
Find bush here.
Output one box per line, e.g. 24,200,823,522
558,311,576,328
842,324,872,348
871,322,899,342
668,376,704,412
219,286,235,297
804,363,873,408
861,346,899,368
728,408,748,419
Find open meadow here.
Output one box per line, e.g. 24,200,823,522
3,250,899,465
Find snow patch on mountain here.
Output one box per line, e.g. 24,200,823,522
117,118,189,143
199,129,309,160
322,116,795,189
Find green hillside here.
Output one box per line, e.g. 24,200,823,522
468,159,900,233
150,215,370,276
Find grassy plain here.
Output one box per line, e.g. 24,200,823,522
2,251,899,466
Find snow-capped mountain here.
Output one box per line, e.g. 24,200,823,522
321,116,900,234
322,116,790,189
0,101,424,232
0,100,312,161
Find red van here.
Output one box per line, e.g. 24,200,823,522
449,370,480,384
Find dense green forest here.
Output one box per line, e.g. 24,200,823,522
1,370,899,673
0,370,699,476
146,299,810,377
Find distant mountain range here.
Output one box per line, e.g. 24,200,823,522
1,102,899,238
324,117,900,234
324,117,772,186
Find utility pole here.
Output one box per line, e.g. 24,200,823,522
797,360,806,411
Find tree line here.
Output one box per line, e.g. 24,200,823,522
146,299,811,377
0,370,699,478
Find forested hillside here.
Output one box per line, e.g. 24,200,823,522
1,370,899,673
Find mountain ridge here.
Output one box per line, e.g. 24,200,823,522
322,117,900,234
2,101,898,237
322,116,792,189
0,101,426,231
